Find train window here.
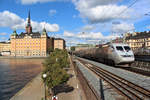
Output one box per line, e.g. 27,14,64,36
124,46,131,51
116,46,124,51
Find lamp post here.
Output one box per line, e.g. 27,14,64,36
56,58,58,62
43,73,47,100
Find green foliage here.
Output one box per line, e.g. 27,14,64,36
47,47,54,54
70,46,75,51
41,97,44,100
42,49,70,90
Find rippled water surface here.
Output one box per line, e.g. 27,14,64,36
0,58,44,100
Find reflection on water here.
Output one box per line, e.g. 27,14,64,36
0,58,44,100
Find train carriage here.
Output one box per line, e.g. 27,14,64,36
74,43,135,66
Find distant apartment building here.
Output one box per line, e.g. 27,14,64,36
0,41,11,56
111,37,124,43
75,47,90,51
0,42,11,52
125,31,150,50
54,38,66,50
73,44,95,51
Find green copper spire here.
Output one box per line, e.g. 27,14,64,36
27,10,31,27
11,30,18,36
42,28,47,35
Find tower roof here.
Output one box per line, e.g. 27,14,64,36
42,28,47,35
11,30,18,36
26,10,32,33
27,10,31,27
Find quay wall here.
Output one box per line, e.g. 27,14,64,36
10,73,44,100
0,56,47,59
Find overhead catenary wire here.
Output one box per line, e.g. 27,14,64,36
111,0,140,38
118,0,139,16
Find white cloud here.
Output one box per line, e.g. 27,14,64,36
0,11,24,28
112,23,135,34
73,0,133,23
81,25,94,31
72,0,121,7
0,10,59,32
78,32,103,39
30,21,59,32
64,31,103,39
49,9,57,16
55,30,119,46
0,33,7,36
147,26,150,29
20,0,68,4
0,37,7,41
63,31,119,45
64,31,74,37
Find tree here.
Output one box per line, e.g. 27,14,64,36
42,49,70,95
47,47,54,54
71,46,75,51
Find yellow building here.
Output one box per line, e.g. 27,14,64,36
125,31,150,50
0,42,11,55
10,11,54,57
0,11,65,57
0,42,11,52
54,38,66,50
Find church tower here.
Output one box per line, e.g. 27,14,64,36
26,10,32,33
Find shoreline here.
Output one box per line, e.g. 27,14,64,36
0,58,44,100
10,56,86,100
10,73,41,99
0,56,47,59
10,73,44,100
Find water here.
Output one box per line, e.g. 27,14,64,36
0,58,44,100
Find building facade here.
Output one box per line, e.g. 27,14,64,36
54,38,66,50
0,11,65,57
111,37,124,43
125,31,150,50
10,11,64,57
10,30,54,57
0,41,11,56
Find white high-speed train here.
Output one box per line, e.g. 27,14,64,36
74,43,135,66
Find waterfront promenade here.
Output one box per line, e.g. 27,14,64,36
10,73,45,100
55,65,86,100
10,59,86,100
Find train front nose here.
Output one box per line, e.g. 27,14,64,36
117,54,135,65
121,55,135,62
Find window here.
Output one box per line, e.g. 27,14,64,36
124,46,131,51
116,46,124,51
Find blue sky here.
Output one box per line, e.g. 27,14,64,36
0,0,150,46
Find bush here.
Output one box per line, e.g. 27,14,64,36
42,49,70,93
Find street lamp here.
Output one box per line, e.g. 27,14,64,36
56,58,58,62
43,73,47,100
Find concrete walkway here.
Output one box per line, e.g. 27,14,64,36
55,56,86,100
56,67,86,100
10,57,86,100
10,73,45,100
